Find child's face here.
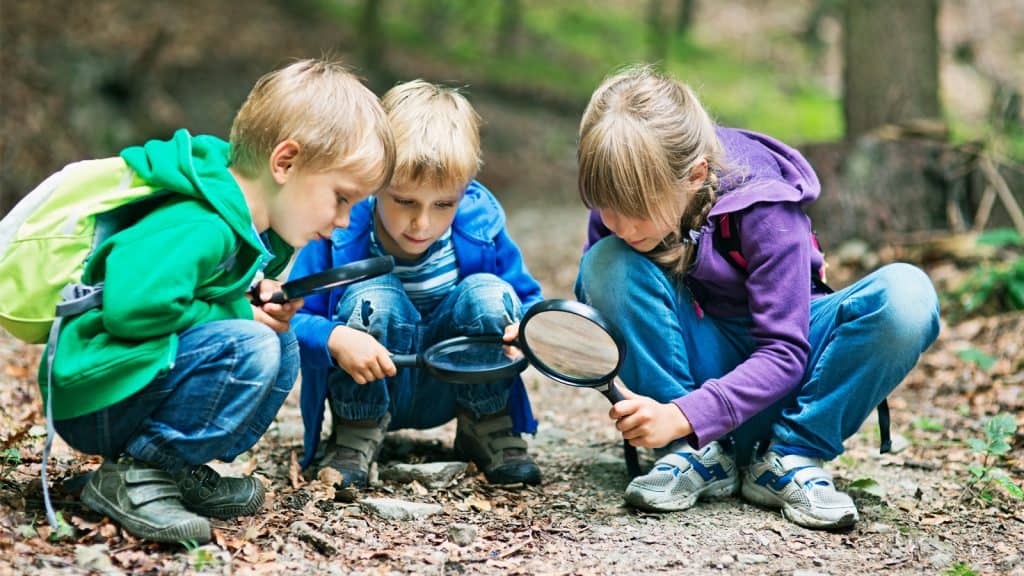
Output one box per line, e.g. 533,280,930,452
375,181,464,260
272,167,373,248
597,208,674,253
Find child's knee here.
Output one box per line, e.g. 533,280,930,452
453,274,521,327
874,263,941,348
580,237,662,309
339,275,416,329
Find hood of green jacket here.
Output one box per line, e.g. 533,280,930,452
120,128,267,258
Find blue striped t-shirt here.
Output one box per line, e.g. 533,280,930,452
367,199,459,313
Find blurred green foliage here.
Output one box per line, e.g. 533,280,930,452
308,0,844,143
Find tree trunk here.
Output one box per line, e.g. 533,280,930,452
647,0,669,62
496,0,523,55
843,0,941,140
360,0,384,75
675,0,696,35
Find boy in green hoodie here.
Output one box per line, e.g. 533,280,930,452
39,58,395,544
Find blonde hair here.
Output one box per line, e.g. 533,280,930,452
382,80,482,191
578,64,725,277
230,58,395,191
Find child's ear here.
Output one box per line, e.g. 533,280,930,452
688,158,709,186
269,139,301,184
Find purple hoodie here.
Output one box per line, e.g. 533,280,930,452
585,127,826,447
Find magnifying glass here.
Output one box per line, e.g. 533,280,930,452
391,335,528,384
383,298,641,477
515,299,641,478
251,255,395,305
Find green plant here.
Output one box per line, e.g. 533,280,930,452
945,562,979,576
961,413,1024,504
947,229,1024,320
912,416,944,432
181,540,220,571
49,511,75,541
0,448,21,483
956,347,997,372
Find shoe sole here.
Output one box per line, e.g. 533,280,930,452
81,482,211,544
624,477,739,512
740,482,858,530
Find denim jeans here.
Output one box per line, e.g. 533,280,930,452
576,237,940,464
56,320,299,474
328,273,520,429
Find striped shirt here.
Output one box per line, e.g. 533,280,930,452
367,199,459,313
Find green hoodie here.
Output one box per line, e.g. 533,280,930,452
39,129,293,420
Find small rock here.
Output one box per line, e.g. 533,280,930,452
889,433,911,454
793,570,830,576
359,497,443,521
447,523,477,546
290,521,338,555
737,553,769,565
928,552,953,568
380,461,468,489
867,522,892,534
75,544,114,573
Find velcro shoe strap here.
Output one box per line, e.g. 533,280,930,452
125,468,176,485
777,454,832,486
489,435,527,452
127,482,182,507
653,451,697,472
473,414,514,436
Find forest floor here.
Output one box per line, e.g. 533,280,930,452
2,1,1023,574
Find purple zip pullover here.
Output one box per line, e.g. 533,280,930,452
585,127,828,447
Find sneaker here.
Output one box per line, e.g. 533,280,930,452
319,412,391,488
623,440,739,511
454,410,541,485
175,464,265,519
740,450,858,530
80,457,210,544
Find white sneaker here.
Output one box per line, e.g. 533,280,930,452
741,450,858,530
623,440,739,512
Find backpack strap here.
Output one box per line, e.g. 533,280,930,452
41,282,105,531
712,213,890,454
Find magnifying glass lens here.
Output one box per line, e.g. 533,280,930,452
521,310,619,381
426,340,522,373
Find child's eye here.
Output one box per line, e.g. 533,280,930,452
335,194,348,205
395,198,415,206
435,202,455,209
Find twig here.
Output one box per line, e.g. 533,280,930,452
979,156,1024,236
972,185,997,232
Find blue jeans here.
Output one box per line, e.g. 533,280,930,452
56,320,299,474
328,273,520,429
576,237,940,464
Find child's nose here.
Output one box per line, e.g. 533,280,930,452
333,207,350,229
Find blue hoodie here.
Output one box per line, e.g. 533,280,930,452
292,180,543,467
586,127,826,447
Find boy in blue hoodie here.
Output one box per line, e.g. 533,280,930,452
292,80,543,488
38,59,395,543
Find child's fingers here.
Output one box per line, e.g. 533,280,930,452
608,399,638,420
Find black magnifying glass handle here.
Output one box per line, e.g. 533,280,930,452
391,354,422,368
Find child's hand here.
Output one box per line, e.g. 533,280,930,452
328,325,397,384
249,279,304,333
501,322,524,359
609,385,694,448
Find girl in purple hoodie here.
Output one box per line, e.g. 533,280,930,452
575,65,940,530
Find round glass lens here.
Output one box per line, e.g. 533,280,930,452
521,310,619,381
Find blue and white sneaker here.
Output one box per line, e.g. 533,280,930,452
623,440,739,511
741,450,858,530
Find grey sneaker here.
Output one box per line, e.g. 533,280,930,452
175,464,265,519
624,440,739,511
741,450,858,530
454,410,541,485
80,457,210,544
320,412,391,488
